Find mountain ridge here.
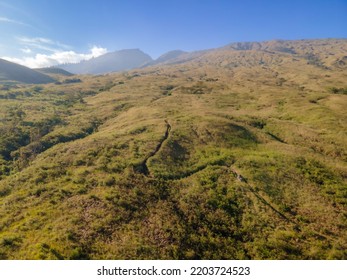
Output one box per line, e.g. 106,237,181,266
57,38,347,74
3,38,346,79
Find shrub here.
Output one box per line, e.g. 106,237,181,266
329,87,347,95
63,78,82,84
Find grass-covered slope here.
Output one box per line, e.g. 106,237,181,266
0,39,346,259
0,59,55,84
35,67,74,77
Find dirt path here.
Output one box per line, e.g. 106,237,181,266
135,120,171,176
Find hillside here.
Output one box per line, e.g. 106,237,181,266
59,49,153,74
0,39,346,260
0,59,55,84
35,67,74,77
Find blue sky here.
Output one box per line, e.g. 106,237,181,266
1,0,346,67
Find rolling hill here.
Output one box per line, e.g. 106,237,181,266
0,59,55,84
35,67,74,77
0,39,346,260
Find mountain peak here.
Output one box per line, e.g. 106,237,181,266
58,49,153,74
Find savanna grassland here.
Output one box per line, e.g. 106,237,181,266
0,39,346,259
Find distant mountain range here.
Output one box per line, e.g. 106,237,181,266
57,49,190,74
1,48,186,84
0,58,55,84
58,49,153,74
142,50,187,67
1,39,346,84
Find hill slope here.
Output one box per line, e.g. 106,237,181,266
0,59,55,84
0,39,346,260
59,49,153,74
35,67,74,77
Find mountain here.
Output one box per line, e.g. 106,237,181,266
155,50,187,63
223,39,347,56
0,59,55,84
59,49,153,74
142,50,188,67
0,39,346,260
150,38,347,69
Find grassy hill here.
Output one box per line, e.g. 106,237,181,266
0,39,346,259
35,67,74,77
0,59,56,84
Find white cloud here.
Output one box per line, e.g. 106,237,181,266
0,16,23,25
3,46,108,68
0,16,30,26
16,36,71,52
90,46,108,57
2,35,107,68
21,47,32,54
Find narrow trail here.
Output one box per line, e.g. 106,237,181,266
232,168,340,242
230,168,300,228
231,169,338,242
135,120,171,176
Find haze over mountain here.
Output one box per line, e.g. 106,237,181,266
58,49,153,74
142,50,188,67
3,38,345,80
0,59,55,84
57,49,193,74
52,38,346,75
